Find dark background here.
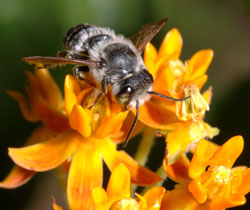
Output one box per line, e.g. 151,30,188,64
0,0,250,209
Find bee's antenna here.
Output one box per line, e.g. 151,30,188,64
123,100,139,148
147,91,190,101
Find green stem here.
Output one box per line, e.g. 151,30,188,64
141,165,167,195
131,127,156,193
134,127,156,165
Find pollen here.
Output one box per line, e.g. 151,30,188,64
169,60,184,79
110,198,140,210
212,166,231,184
201,165,232,199
167,60,185,91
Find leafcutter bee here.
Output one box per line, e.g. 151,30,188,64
23,18,189,147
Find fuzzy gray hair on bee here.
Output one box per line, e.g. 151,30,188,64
22,18,190,148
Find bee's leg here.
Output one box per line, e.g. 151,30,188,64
102,77,110,94
73,66,89,80
85,88,104,109
73,66,98,87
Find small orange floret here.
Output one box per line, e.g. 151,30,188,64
92,164,165,210
162,136,250,210
6,68,161,210
141,28,218,164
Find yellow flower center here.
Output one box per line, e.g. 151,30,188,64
109,198,140,210
213,166,231,184
201,165,232,199
169,60,184,77
168,60,185,91
85,95,107,134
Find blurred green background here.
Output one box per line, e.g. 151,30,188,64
1,0,250,209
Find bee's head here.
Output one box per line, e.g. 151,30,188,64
113,68,190,149
114,69,153,109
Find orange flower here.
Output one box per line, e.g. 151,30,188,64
92,164,165,210
141,28,219,163
7,73,161,210
142,28,213,128
162,136,250,210
7,65,68,132
52,164,165,210
1,66,68,189
165,119,219,164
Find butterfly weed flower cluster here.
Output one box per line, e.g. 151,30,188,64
1,20,250,210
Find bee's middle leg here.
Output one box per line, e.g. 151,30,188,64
84,88,104,109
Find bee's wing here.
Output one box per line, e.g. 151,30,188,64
22,56,99,68
131,18,168,54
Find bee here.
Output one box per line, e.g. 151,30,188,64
23,18,189,147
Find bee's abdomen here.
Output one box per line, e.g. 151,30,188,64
63,24,113,53
87,35,111,49
63,24,93,47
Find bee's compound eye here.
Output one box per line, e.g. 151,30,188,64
117,85,133,106
127,86,132,93
119,85,132,95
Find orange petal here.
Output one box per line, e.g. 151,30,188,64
160,184,206,210
24,70,40,99
96,112,128,139
211,136,244,168
186,49,213,80
0,166,35,189
106,163,131,199
9,130,79,171
69,105,91,137
158,28,182,60
189,139,215,179
92,186,108,205
188,180,207,204
236,168,250,195
100,139,162,186
143,186,165,209
35,68,63,109
52,196,63,210
153,64,176,93
0,125,58,188
163,154,190,184
33,98,69,132
210,193,246,210
64,75,81,116
189,138,219,154
77,87,93,105
139,101,178,130
67,141,102,210
7,90,38,122
26,125,57,145
144,42,158,77
136,193,147,209
186,75,208,90
110,111,145,143
166,126,193,165
202,87,212,105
